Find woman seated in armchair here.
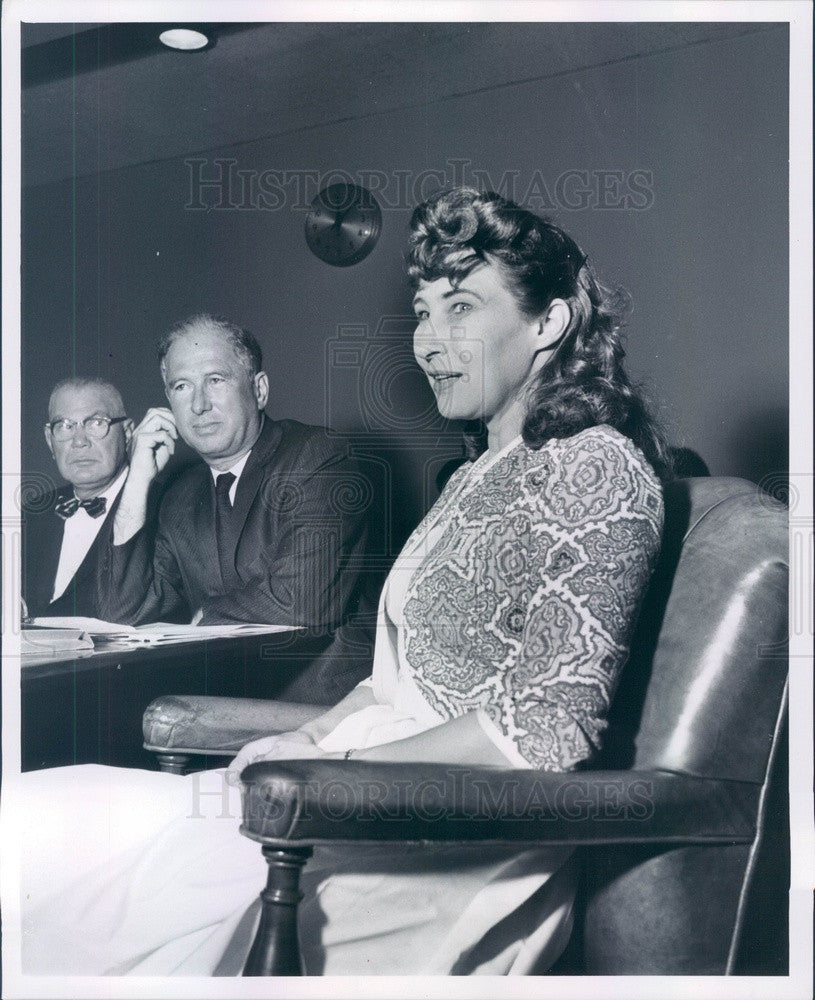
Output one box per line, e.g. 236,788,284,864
19,187,668,976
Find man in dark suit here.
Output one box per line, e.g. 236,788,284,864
23,378,135,619
99,314,373,703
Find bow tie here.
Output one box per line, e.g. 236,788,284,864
55,495,108,520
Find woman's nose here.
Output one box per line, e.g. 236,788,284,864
416,343,444,363
414,324,446,363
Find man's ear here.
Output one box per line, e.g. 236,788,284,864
44,425,56,460
536,298,571,352
254,371,270,410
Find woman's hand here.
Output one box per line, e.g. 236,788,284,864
225,730,322,786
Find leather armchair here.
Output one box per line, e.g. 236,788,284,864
144,477,789,975
143,696,323,773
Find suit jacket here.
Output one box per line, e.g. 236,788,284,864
22,484,123,619
98,418,375,703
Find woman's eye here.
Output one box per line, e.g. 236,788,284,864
451,302,472,315
414,310,429,322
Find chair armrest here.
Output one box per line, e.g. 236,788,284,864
143,695,324,755
240,761,760,847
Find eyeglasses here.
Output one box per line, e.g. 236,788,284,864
46,415,128,442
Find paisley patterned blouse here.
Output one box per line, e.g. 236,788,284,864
397,424,664,770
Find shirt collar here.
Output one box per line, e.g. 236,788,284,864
209,449,251,486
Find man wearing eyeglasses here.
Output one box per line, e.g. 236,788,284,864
22,377,136,619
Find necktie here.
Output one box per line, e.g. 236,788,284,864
55,495,107,520
214,472,237,583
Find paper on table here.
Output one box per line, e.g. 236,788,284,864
121,623,302,645
22,627,94,653
29,617,301,645
29,617,137,637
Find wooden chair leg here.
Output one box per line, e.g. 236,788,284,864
243,844,313,976
155,752,191,774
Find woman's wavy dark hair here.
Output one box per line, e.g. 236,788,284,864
407,187,672,480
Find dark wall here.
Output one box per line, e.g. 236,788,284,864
22,26,788,537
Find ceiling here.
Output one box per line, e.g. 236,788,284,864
20,22,105,46
20,20,769,187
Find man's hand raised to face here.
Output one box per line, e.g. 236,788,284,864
113,408,178,545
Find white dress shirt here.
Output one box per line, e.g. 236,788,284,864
208,451,251,506
51,466,128,603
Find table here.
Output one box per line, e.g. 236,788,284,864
20,630,330,771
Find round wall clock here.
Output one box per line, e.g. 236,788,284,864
305,183,382,267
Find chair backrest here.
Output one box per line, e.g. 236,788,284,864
582,477,789,974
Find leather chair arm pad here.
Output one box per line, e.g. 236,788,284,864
240,761,760,847
143,695,324,754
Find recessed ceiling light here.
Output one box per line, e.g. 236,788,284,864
159,28,209,51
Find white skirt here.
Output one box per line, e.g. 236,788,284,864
17,765,577,976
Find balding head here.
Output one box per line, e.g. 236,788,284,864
157,315,263,384
48,377,126,422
